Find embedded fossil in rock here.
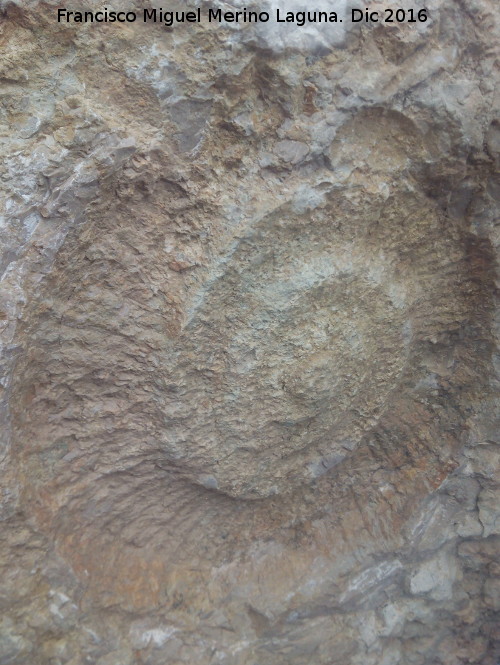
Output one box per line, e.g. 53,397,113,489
9,74,489,571
159,192,461,498
11,153,483,556
1,1,499,663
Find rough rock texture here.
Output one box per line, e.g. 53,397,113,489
1,0,499,663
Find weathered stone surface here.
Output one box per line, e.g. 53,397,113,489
0,0,499,663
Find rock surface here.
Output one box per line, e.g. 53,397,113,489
0,0,499,663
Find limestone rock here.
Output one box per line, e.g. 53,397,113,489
0,0,499,663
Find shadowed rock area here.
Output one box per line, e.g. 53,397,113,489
0,1,499,663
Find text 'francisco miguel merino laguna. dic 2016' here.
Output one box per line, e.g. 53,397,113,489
57,7,430,26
